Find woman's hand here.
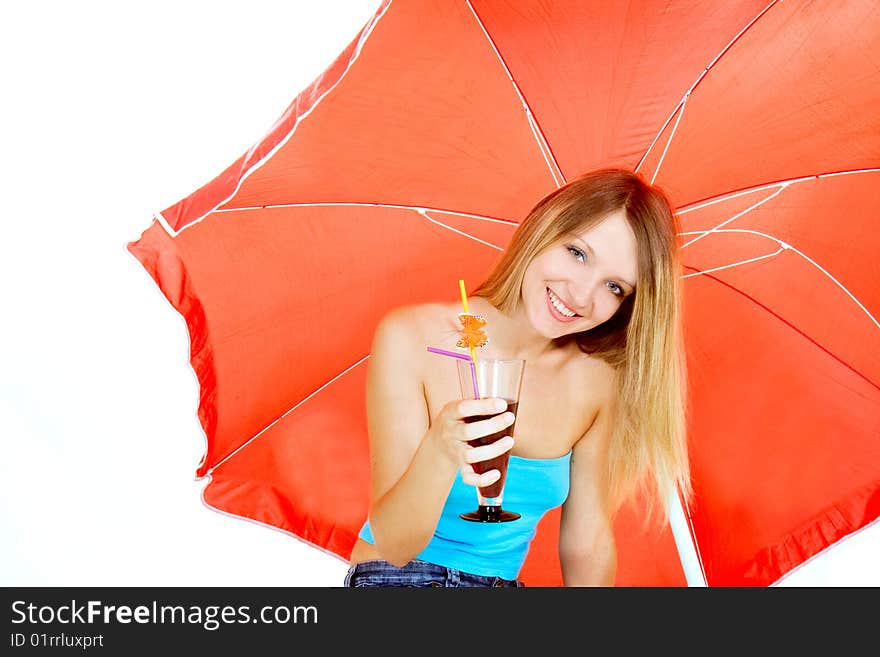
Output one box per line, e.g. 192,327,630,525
427,397,516,489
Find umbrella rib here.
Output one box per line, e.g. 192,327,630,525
777,239,880,332
682,227,880,332
683,263,880,392
465,0,565,187
635,99,683,177
678,180,807,215
678,168,880,215
163,0,394,237
215,201,518,226
679,174,880,297
649,98,688,185
206,355,371,475
681,243,785,279
420,210,504,251
680,186,786,249
636,0,779,180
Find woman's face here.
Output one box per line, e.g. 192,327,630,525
520,208,639,339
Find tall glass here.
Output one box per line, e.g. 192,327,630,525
456,357,525,522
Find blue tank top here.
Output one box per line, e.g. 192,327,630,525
358,451,572,580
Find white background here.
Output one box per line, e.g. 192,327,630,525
1,0,877,587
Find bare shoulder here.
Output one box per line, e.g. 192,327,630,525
586,354,618,402
373,301,463,349
370,302,464,382
569,345,616,389
373,302,456,344
380,301,453,326
565,350,619,436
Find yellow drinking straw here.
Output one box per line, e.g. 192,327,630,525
458,279,481,399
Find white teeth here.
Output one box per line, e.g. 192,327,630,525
548,289,576,317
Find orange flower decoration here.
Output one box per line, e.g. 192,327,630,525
456,313,488,349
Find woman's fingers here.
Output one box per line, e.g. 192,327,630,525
450,397,509,421
460,462,501,488
463,436,514,464
461,411,515,442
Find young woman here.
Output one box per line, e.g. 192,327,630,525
345,168,691,587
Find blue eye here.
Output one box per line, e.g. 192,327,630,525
567,245,586,263
568,244,626,298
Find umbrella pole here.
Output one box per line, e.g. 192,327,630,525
665,484,707,586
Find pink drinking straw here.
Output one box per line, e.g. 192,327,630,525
427,346,480,399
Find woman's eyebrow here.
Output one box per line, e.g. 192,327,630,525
572,237,636,289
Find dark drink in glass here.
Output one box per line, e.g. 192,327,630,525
456,358,525,523
463,399,518,499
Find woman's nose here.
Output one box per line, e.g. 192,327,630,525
570,284,594,316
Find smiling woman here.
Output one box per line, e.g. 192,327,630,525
522,210,638,331
472,168,687,515
346,168,690,587
3,0,877,592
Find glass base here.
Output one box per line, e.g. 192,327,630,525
460,506,521,523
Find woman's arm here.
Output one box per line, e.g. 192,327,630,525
558,391,618,586
365,306,512,566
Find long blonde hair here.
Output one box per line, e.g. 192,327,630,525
472,168,690,525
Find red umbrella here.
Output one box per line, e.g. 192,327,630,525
128,0,880,586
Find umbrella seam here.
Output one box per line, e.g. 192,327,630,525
637,0,779,179
421,210,504,251
214,201,519,225
684,227,880,331
678,169,880,215
206,355,371,475
163,0,394,238
680,241,785,278
683,264,880,392
679,173,880,334
465,0,565,187
680,186,786,249
650,97,689,185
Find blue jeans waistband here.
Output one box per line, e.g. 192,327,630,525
345,559,525,588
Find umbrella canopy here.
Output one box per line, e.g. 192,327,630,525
128,0,880,586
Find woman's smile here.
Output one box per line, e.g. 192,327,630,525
521,210,638,339
546,287,580,323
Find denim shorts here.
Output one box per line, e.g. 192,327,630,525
344,559,525,588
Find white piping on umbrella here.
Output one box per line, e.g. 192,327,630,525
650,96,689,186
636,0,779,180
154,211,175,236
207,355,371,476
215,201,519,226
770,514,880,586
635,99,681,178
681,227,879,331
677,168,880,215
160,0,394,238
771,237,880,331
678,180,805,215
681,233,785,279
465,0,565,188
198,486,351,567
688,0,778,94
821,168,880,179
680,185,787,249
420,210,504,251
